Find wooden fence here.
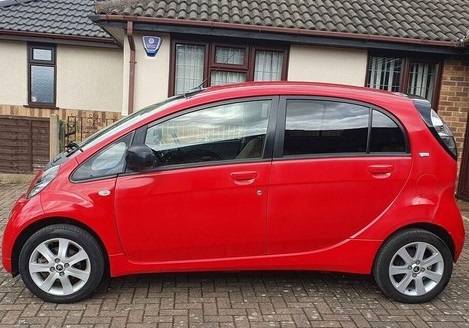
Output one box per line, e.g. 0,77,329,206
0,116,50,173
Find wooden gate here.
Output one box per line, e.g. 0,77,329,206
0,116,50,173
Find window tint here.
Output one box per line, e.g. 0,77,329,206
284,100,369,155
370,110,406,152
145,100,271,167
72,134,133,181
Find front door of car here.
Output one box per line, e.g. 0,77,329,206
267,98,412,254
114,98,276,262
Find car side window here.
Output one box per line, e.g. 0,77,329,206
370,110,406,152
72,133,133,181
145,99,271,167
284,100,369,155
283,100,407,156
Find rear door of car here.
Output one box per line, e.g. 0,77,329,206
267,97,413,255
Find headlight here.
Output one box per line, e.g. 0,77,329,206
27,165,60,198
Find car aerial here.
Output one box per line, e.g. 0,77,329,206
2,81,464,304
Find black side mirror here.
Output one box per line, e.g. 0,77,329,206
126,145,156,170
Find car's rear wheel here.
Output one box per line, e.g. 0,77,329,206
19,224,104,303
373,228,453,303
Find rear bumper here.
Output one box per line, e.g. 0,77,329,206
433,188,466,261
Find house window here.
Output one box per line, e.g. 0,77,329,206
28,44,56,107
172,41,287,95
254,50,284,81
367,55,440,105
367,57,402,92
407,62,437,101
175,44,205,95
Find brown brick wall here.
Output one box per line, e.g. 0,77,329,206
0,104,121,123
437,59,469,172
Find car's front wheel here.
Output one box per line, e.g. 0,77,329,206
373,228,453,303
19,224,104,303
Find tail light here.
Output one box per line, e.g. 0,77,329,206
412,97,457,160
430,109,457,159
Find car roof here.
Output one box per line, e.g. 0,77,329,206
186,81,407,103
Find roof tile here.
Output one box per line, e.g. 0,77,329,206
0,0,110,39
5,0,465,44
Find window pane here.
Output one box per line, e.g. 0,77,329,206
370,110,406,152
32,48,52,61
145,100,272,166
215,47,244,65
284,100,369,155
211,71,246,86
367,57,402,92
254,51,284,81
175,44,205,94
72,134,132,181
30,65,54,104
407,62,437,102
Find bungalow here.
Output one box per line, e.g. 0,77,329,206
0,0,123,171
2,0,469,200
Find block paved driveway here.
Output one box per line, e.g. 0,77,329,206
1,182,469,328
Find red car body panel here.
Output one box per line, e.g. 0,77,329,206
114,162,271,262
267,157,412,254
2,81,464,280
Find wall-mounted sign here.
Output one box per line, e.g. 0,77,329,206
142,36,162,57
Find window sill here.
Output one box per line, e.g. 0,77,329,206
24,104,59,110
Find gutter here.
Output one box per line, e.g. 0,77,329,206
0,29,119,48
126,20,136,115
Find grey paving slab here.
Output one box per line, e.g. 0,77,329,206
1,182,469,327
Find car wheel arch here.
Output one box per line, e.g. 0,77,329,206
10,218,110,277
374,223,456,264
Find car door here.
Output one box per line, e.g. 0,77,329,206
267,97,412,254
114,98,277,262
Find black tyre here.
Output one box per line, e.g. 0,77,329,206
19,224,104,303
373,228,453,303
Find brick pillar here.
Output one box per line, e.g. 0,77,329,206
437,59,469,173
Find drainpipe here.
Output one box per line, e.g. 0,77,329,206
126,20,136,114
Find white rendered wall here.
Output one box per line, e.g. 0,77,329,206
0,41,28,105
288,45,368,86
57,45,123,112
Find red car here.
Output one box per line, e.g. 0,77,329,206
2,82,464,303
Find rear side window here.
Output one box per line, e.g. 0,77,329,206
283,99,407,156
370,110,406,152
